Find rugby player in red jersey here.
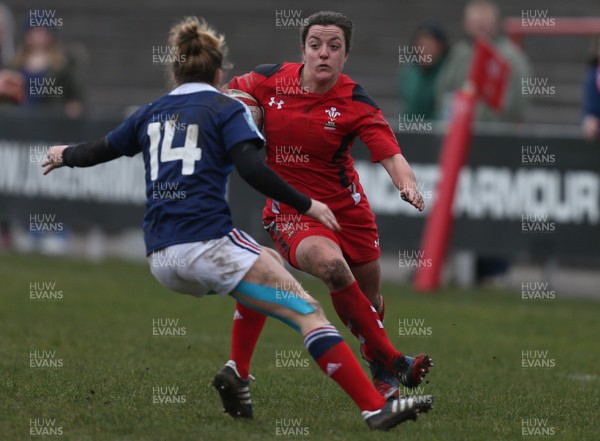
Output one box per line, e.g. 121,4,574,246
214,11,433,417
42,16,433,431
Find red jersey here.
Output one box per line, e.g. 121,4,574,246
228,62,401,218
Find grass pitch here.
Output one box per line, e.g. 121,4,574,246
1,253,598,440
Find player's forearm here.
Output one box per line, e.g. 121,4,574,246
230,141,312,213
380,153,418,191
242,166,312,213
62,137,123,168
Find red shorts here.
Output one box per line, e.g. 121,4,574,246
264,204,381,268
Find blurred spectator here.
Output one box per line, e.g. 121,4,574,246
435,0,531,286
0,2,15,67
0,69,23,103
0,2,23,104
12,25,84,118
436,0,532,122
399,20,449,120
582,36,600,142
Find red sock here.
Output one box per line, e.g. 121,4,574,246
330,281,402,367
230,301,267,379
362,295,387,361
361,295,388,361
304,325,385,412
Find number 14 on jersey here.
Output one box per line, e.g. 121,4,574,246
147,121,201,180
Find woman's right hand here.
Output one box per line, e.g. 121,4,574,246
42,145,69,175
305,199,341,231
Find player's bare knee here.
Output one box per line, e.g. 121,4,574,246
318,257,353,291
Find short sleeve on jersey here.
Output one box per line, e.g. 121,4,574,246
227,64,282,95
357,110,402,163
107,107,145,157
253,63,283,78
353,85,402,162
220,99,265,151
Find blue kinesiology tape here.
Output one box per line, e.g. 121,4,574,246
232,281,316,333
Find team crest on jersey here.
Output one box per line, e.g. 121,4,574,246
324,107,341,130
268,97,285,109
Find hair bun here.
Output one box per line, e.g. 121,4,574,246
168,17,229,85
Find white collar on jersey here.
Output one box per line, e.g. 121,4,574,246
169,82,218,95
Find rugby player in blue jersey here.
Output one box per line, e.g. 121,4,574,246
42,17,433,431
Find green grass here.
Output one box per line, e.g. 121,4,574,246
1,253,598,441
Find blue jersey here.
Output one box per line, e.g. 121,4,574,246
107,83,264,255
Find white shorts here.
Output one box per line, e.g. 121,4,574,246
148,228,261,297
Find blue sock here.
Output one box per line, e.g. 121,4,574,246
304,325,344,360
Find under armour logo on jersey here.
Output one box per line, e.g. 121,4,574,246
326,363,341,376
233,310,243,320
374,239,380,247
268,97,284,109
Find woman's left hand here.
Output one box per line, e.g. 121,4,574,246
400,186,425,212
